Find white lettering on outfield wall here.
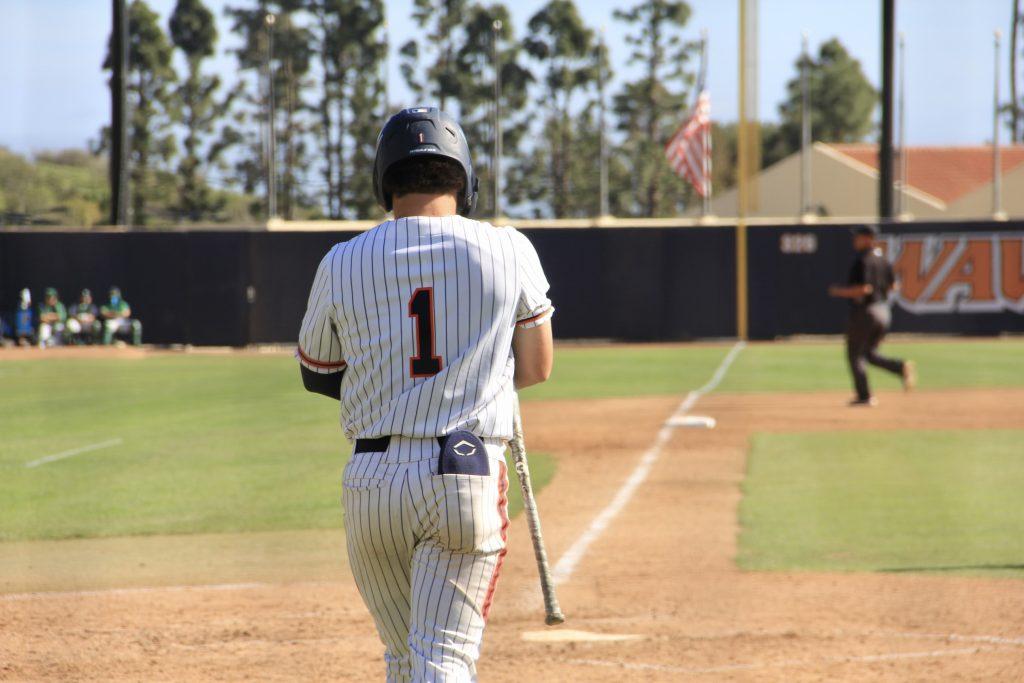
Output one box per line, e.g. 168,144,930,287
881,232,1024,314
779,233,819,254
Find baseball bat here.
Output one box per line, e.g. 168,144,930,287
509,394,565,626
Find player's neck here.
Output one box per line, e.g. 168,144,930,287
392,193,458,219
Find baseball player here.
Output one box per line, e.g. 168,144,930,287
829,224,915,406
37,287,67,348
297,107,554,681
66,288,102,345
100,287,142,345
15,289,35,346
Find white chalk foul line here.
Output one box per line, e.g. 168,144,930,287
569,645,1004,675
551,341,746,586
0,582,269,602
24,438,123,468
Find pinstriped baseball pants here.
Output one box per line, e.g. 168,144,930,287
342,437,510,682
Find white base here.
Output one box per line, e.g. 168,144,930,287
666,415,717,429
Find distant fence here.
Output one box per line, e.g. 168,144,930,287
747,220,1024,338
1,219,1021,345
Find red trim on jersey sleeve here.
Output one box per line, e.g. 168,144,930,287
482,461,510,621
515,307,554,328
295,345,348,370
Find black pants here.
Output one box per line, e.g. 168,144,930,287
846,304,904,400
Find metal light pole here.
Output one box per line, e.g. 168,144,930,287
699,29,711,217
110,0,130,226
736,0,759,341
879,0,895,219
492,19,503,220
994,30,1003,218
799,32,811,217
597,29,609,218
265,13,278,220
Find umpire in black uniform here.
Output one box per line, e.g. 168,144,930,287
829,225,916,406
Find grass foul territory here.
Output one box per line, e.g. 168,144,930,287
719,340,1024,393
738,429,1024,578
0,356,553,542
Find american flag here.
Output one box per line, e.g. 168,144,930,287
665,90,712,197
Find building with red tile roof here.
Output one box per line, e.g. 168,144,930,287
703,143,1024,219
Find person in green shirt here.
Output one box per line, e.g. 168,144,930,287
37,287,67,348
67,288,102,345
101,286,142,346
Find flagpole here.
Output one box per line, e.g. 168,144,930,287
701,29,711,217
994,29,1004,219
265,12,277,220
736,0,756,341
799,32,811,217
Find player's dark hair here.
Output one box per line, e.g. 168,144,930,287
382,157,466,200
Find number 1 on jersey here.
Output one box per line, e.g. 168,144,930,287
408,287,443,378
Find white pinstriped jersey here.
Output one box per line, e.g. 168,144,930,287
297,216,553,441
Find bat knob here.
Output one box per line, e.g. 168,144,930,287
545,612,566,626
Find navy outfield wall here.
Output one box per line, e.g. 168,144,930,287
3,221,1020,344
0,227,737,345
245,227,737,343
746,220,1024,339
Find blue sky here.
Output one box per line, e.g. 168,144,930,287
0,0,1014,155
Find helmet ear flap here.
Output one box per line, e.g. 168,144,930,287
461,175,480,217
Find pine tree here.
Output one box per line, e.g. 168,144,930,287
769,37,877,161
517,0,601,218
102,0,179,226
613,0,697,217
169,0,237,221
308,0,386,219
451,4,532,217
399,0,468,111
225,1,313,219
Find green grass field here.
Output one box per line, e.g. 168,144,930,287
0,345,737,542
0,355,559,542
739,430,1024,577
719,340,1024,392
3,339,1023,582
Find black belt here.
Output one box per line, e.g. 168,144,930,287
354,436,392,453
354,435,451,453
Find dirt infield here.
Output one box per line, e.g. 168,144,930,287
0,345,151,361
3,388,1024,681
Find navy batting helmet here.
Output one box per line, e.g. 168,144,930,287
373,107,479,216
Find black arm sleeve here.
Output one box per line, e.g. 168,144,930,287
300,364,344,400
